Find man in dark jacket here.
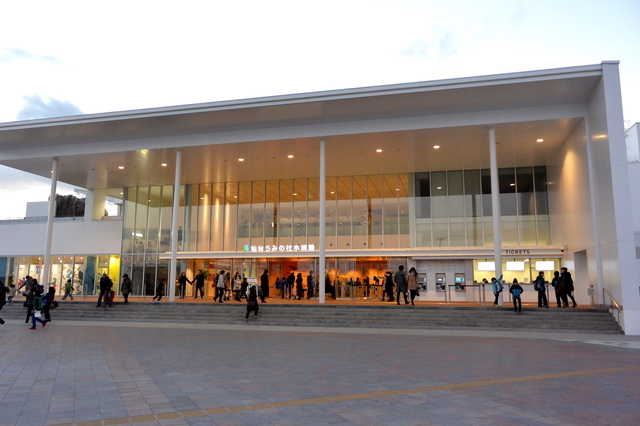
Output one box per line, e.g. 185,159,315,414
96,273,113,308
561,267,577,308
193,270,205,299
260,269,269,303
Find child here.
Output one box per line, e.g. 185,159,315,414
8,284,17,303
29,289,46,330
510,279,524,313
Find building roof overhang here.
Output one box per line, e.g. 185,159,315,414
0,63,608,191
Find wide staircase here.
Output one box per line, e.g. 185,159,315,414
2,301,622,334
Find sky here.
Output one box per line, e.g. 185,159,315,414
1,0,639,219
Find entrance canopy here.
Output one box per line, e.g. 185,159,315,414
0,64,603,191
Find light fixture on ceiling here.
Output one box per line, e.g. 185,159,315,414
118,166,124,169
238,158,244,161
376,149,382,153
433,145,440,149
287,155,294,158
161,163,167,167
536,139,544,143
510,183,516,186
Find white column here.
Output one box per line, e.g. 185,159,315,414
169,149,182,302
319,139,326,304
583,118,604,303
489,128,503,305
42,157,59,287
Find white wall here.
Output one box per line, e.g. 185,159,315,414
0,219,123,256
586,63,640,334
546,121,596,306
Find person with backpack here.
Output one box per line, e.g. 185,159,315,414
534,271,549,308
491,275,504,307
551,271,566,308
28,287,46,330
510,278,524,313
244,285,259,321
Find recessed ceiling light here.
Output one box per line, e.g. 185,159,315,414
536,139,544,143
238,158,244,161
287,155,294,158
118,166,124,169
330,191,335,194
293,193,297,196
161,163,167,167
376,149,382,153
510,183,516,186
433,145,440,149
437,186,442,190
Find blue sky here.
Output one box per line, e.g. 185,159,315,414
1,0,639,218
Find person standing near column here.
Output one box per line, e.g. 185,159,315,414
306,271,315,299
393,265,408,305
560,267,577,308
534,271,549,308
491,276,504,307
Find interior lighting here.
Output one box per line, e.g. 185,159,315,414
510,183,516,186
161,163,167,167
376,149,382,153
536,139,544,143
287,155,294,158
238,158,244,161
433,145,440,149
118,166,124,169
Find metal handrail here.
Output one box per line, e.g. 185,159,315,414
602,288,622,324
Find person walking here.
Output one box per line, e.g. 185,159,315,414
407,267,419,305
214,270,226,303
7,284,17,303
534,272,549,308
193,270,206,299
240,278,249,301
510,279,524,313
306,271,315,299
260,269,270,302
551,271,566,308
382,271,394,302
152,279,165,303
96,273,113,308
120,274,132,304
177,272,192,299
245,285,259,321
0,280,8,329
28,288,47,330
61,279,74,300
42,286,56,322
561,267,577,308
393,265,409,305
491,276,504,307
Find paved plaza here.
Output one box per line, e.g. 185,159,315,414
1,319,639,426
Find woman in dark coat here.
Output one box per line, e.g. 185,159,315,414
42,286,56,322
295,273,304,300
382,271,395,302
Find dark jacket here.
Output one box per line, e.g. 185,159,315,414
193,273,205,287
561,272,574,292
99,276,113,291
510,284,524,298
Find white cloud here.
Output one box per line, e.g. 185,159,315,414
16,95,83,120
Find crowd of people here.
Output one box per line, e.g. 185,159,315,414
490,267,577,313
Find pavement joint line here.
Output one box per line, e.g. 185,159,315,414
49,364,640,426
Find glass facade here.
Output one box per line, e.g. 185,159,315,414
414,166,550,247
